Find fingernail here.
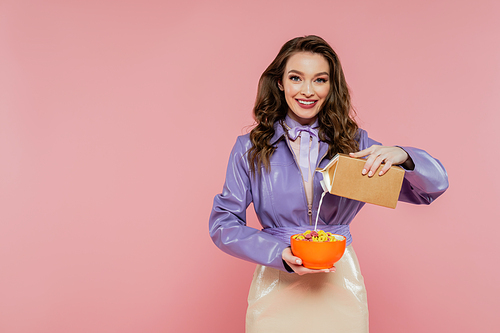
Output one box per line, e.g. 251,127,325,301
296,259,302,265
368,171,373,177
362,169,367,175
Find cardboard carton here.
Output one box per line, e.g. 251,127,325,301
316,154,405,209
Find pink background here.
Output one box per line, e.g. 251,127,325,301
1,1,499,332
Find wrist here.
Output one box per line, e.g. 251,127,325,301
282,259,294,273
282,247,295,273
401,154,415,170
397,147,415,170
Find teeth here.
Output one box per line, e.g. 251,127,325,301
298,100,315,105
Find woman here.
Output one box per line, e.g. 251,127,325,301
209,35,448,332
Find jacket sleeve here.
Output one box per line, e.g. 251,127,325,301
397,146,449,204
361,130,449,205
209,137,290,272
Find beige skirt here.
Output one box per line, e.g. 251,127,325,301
246,245,368,333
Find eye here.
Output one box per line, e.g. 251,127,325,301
315,78,328,83
289,75,301,82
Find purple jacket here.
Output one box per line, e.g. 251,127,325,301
209,123,449,272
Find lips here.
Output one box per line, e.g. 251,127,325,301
296,99,318,109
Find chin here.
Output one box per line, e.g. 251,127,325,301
295,113,320,125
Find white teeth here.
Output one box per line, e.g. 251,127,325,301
298,100,315,105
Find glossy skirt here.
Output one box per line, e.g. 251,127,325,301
246,245,369,332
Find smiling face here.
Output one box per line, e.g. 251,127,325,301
279,52,331,126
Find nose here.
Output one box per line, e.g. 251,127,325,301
301,81,314,97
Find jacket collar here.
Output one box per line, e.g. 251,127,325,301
270,121,287,145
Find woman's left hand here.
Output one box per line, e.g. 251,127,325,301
349,145,414,177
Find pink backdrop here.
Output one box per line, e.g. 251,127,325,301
1,1,499,332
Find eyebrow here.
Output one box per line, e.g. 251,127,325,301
288,69,329,76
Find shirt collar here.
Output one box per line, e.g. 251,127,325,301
269,116,322,145
284,115,319,130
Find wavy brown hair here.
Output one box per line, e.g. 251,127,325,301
248,35,359,176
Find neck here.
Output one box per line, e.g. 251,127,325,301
285,114,318,128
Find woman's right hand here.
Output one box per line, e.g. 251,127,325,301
282,247,336,275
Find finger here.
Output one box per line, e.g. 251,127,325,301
379,160,393,176
304,265,336,274
349,149,368,158
282,248,303,266
323,265,336,273
350,145,378,159
284,255,302,266
293,265,335,275
367,155,385,177
362,153,379,176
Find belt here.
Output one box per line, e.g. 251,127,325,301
262,225,352,246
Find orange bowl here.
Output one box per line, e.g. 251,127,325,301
290,233,346,269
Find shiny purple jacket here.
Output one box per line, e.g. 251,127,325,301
209,123,448,272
